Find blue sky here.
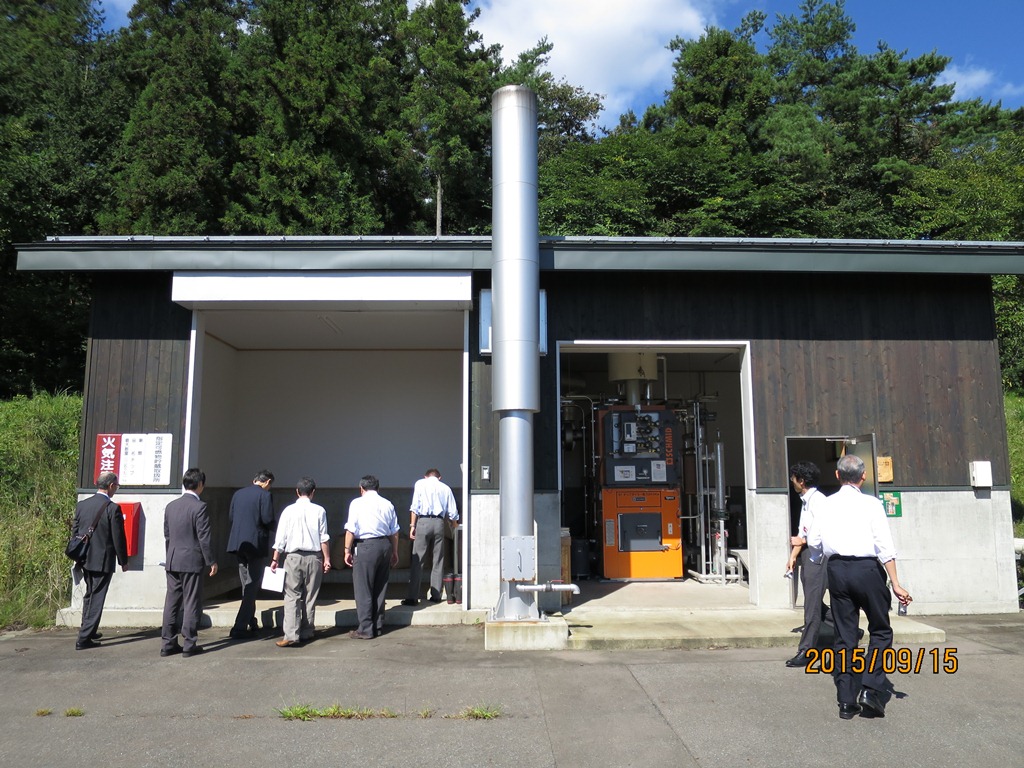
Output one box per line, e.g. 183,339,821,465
98,0,1023,128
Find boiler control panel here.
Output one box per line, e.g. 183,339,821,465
599,406,678,487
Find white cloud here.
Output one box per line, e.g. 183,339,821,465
940,61,1024,105
939,63,994,101
471,0,716,126
995,81,1024,101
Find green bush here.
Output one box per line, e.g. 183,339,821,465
1005,392,1024,533
0,392,82,628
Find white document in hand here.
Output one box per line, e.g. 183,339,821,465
261,566,285,592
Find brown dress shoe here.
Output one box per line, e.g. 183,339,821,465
276,638,300,647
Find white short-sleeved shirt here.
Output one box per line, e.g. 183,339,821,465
345,490,400,539
272,496,329,553
807,484,897,563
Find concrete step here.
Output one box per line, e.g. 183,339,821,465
559,607,945,651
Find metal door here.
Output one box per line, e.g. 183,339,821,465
843,434,877,498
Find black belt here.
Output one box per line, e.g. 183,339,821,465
417,515,442,519
831,555,876,561
290,549,322,556
355,536,387,543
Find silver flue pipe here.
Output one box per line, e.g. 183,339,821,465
491,85,540,620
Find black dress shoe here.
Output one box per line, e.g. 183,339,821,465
401,599,418,606
427,595,443,603
247,621,260,632
857,688,886,717
75,639,100,650
160,645,183,657
90,632,103,641
181,646,204,658
838,703,862,720
785,652,810,668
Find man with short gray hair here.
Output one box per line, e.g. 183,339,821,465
402,468,459,605
807,454,912,719
72,472,128,650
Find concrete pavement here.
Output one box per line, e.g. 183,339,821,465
64,579,947,651
6,580,1021,767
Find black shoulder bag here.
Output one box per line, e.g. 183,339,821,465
65,502,110,564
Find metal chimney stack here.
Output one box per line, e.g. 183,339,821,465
491,85,540,620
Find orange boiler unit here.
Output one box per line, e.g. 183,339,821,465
601,487,683,579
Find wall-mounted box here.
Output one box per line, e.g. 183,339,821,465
969,461,992,488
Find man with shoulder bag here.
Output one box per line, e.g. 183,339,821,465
71,472,128,650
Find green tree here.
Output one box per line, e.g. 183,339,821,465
224,0,413,234
497,38,602,164
400,0,500,234
895,131,1024,388
98,0,246,234
0,0,116,397
539,128,671,236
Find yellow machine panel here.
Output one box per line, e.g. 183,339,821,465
601,488,683,579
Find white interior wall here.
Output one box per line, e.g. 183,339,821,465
198,347,462,488
197,334,237,483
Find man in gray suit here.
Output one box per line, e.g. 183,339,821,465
161,468,218,658
72,472,128,650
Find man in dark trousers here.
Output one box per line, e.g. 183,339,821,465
343,475,399,639
72,472,128,650
807,454,912,719
161,468,218,658
784,461,831,667
226,469,275,638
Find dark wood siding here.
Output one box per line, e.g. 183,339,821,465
541,271,1007,491
79,272,192,488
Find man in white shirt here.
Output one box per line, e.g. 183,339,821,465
270,477,331,647
807,455,912,719
344,475,400,639
784,461,831,668
402,468,459,605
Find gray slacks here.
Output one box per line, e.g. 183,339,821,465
282,551,323,642
797,548,830,654
407,517,446,600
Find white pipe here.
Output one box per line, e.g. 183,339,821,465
516,582,581,595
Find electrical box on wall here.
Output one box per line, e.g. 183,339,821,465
969,461,992,488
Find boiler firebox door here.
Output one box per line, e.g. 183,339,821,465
618,512,663,552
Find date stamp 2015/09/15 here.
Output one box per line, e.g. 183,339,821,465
803,647,958,674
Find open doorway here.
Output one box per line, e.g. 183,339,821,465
557,342,752,584
784,434,878,533
784,434,877,605
177,280,469,601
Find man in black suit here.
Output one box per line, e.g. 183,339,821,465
72,472,128,650
226,469,275,638
161,468,218,658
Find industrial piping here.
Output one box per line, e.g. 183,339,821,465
491,85,541,621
